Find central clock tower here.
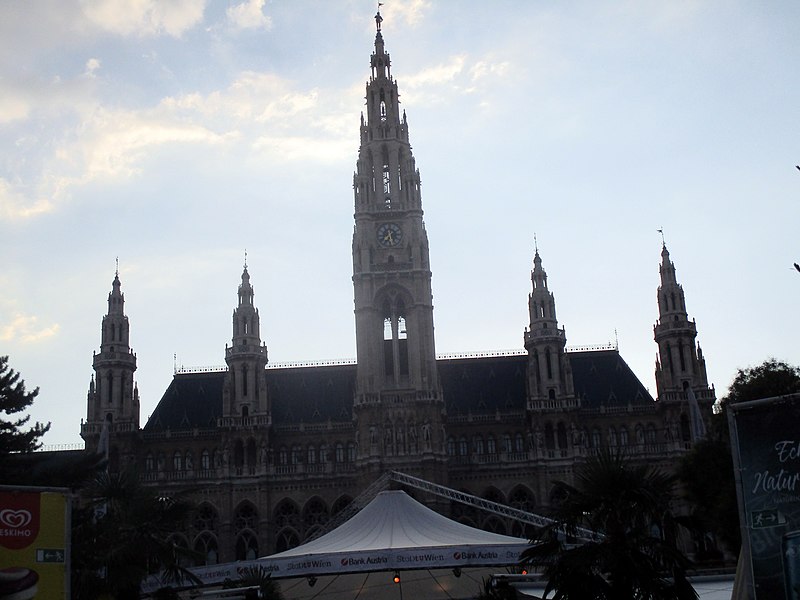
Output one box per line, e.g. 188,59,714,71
351,11,445,479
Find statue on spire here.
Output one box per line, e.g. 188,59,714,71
375,4,383,31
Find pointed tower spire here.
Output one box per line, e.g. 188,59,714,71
224,262,269,420
82,267,140,464
351,15,444,472
524,248,574,407
653,244,715,437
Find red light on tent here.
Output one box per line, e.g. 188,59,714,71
521,569,528,575
393,572,401,584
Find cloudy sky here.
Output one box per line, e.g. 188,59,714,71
2,0,799,447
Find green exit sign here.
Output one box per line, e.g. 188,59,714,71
36,548,65,563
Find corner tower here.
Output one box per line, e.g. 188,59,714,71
351,12,444,473
82,268,140,464
653,245,715,431
524,250,575,409
223,263,269,421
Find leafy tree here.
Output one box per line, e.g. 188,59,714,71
71,466,200,599
723,358,800,406
0,355,50,454
678,359,800,556
521,449,697,600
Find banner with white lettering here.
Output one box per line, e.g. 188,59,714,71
729,394,800,599
141,544,526,593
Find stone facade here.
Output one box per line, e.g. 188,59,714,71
80,15,716,566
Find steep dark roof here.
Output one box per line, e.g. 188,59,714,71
439,354,528,416
142,350,654,432
144,371,225,432
570,350,655,408
269,364,356,424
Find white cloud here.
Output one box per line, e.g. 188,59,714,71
0,178,53,220
0,313,60,343
84,58,101,78
59,108,231,182
226,0,271,31
381,0,431,28
0,93,29,123
79,0,206,37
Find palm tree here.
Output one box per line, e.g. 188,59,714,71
235,565,285,600
520,449,697,600
72,466,200,599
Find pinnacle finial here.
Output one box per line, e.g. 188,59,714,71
657,227,666,248
244,249,248,270
534,233,538,254
115,256,119,277
375,3,384,31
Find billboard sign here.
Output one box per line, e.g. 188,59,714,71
729,393,800,599
0,487,71,599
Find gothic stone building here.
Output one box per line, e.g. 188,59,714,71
80,17,716,566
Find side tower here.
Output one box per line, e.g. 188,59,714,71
223,263,269,420
351,12,445,476
653,244,715,440
220,263,271,476
82,269,140,466
524,250,575,410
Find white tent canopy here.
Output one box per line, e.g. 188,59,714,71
262,490,530,578
150,490,530,592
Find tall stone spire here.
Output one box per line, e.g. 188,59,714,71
82,267,139,465
223,261,269,419
524,250,574,408
351,13,444,478
653,244,715,439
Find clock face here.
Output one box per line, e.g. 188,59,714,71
377,223,402,247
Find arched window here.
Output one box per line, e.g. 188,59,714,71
319,444,328,463
307,445,317,464
474,435,484,455
291,445,301,465
591,428,602,448
608,426,618,447
646,423,657,444
234,439,245,468
201,449,210,470
194,503,218,533
502,433,512,453
447,437,456,456
235,502,258,533
278,446,288,465
335,443,344,463
173,451,183,471
619,426,629,446
194,533,218,566
273,499,300,531
275,529,299,553
515,433,525,453
458,436,468,456
346,442,356,462
303,497,330,536
235,532,258,561
544,423,555,450
487,435,497,455
556,423,568,449
145,452,154,472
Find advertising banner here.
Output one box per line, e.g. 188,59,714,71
0,487,70,599
729,394,800,599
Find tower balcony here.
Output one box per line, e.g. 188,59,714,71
225,342,268,361
524,326,566,347
653,319,697,336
